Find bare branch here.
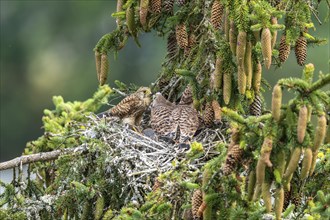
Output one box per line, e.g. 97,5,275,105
0,145,87,171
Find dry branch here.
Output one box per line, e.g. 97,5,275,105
0,145,86,171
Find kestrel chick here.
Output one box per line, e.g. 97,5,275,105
170,87,199,143
150,87,199,144
179,85,193,105
109,87,151,127
150,92,175,137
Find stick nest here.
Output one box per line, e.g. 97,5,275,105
82,113,228,206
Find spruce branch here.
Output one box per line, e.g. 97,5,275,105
308,73,330,93
221,107,246,125
278,77,310,93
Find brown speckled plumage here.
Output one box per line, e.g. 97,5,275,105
151,88,199,143
179,86,193,105
109,87,151,127
150,93,175,136
170,103,199,143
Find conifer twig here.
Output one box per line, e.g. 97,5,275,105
0,145,87,171
308,74,330,93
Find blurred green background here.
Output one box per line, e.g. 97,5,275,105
0,1,329,162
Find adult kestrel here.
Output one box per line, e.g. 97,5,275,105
108,87,152,127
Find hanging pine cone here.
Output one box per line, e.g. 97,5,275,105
229,21,237,56
140,0,149,30
261,28,272,69
236,31,247,68
99,53,109,85
210,0,224,29
210,57,223,91
203,102,214,127
126,6,136,36
176,23,189,49
150,0,162,14
295,35,307,66
224,10,230,41
253,61,262,92
191,189,203,219
291,194,302,210
283,189,292,210
223,71,232,105
176,0,186,6
271,17,278,49
184,33,196,56
95,50,101,78
249,94,262,116
197,201,207,218
245,41,253,90
116,0,124,27
222,144,243,175
167,32,177,59
237,66,247,95
163,0,174,14
212,99,222,123
279,34,291,63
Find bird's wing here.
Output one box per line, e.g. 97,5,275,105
178,106,199,143
151,105,175,136
110,95,142,118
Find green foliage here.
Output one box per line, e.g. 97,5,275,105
1,0,329,219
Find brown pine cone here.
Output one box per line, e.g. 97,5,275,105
279,34,291,63
211,99,222,123
222,144,243,175
164,0,174,13
191,189,203,219
249,94,262,116
203,102,214,127
283,189,292,210
210,0,224,29
291,193,302,210
184,33,197,56
150,0,162,14
295,35,307,66
176,23,189,48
